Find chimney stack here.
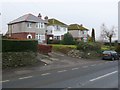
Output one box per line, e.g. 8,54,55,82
44,16,48,20
38,13,42,19
80,24,83,27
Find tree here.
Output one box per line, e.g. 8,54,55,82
91,28,95,42
61,32,75,45
100,24,116,47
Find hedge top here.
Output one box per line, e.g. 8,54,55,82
2,39,38,52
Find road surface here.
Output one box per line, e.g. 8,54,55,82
2,60,118,88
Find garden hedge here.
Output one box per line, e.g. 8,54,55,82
2,39,38,52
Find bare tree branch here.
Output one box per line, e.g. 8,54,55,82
100,23,116,47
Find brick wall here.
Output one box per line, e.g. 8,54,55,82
9,32,35,39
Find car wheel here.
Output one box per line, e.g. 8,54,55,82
111,57,115,61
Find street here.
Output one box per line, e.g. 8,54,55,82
2,59,118,88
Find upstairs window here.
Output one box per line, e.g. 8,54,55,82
56,25,60,30
64,28,67,32
41,23,44,28
36,23,44,28
27,23,32,28
36,23,41,28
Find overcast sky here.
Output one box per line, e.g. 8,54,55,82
0,0,119,40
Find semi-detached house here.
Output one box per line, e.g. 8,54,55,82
46,18,68,40
7,13,48,43
68,24,89,42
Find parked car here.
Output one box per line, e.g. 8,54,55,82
102,50,120,60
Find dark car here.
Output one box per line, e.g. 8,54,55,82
102,50,120,60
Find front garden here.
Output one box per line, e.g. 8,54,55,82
2,33,120,69
2,39,52,69
51,42,120,59
48,33,120,59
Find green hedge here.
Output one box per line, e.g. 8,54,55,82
2,39,38,52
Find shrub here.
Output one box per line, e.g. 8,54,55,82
48,39,61,44
101,45,115,51
80,51,101,59
77,42,101,52
38,44,52,54
2,52,38,69
61,32,75,45
115,45,120,53
2,39,38,52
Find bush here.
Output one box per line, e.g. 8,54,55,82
76,42,102,59
115,45,120,53
2,39,38,52
61,32,75,45
47,39,61,44
77,42,101,52
80,51,101,59
101,45,115,51
38,44,52,54
104,42,115,46
2,52,38,69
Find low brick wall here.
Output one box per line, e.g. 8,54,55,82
37,44,52,54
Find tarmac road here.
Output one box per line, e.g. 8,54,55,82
2,59,118,88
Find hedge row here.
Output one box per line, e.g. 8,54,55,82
2,39,38,52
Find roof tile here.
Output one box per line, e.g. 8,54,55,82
8,13,48,24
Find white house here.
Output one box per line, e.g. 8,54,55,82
46,18,68,40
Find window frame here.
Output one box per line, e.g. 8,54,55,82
27,22,32,28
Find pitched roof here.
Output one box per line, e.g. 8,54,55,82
47,18,67,26
8,13,48,25
68,24,88,31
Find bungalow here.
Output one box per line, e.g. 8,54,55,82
6,13,48,43
68,24,89,42
46,18,68,40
